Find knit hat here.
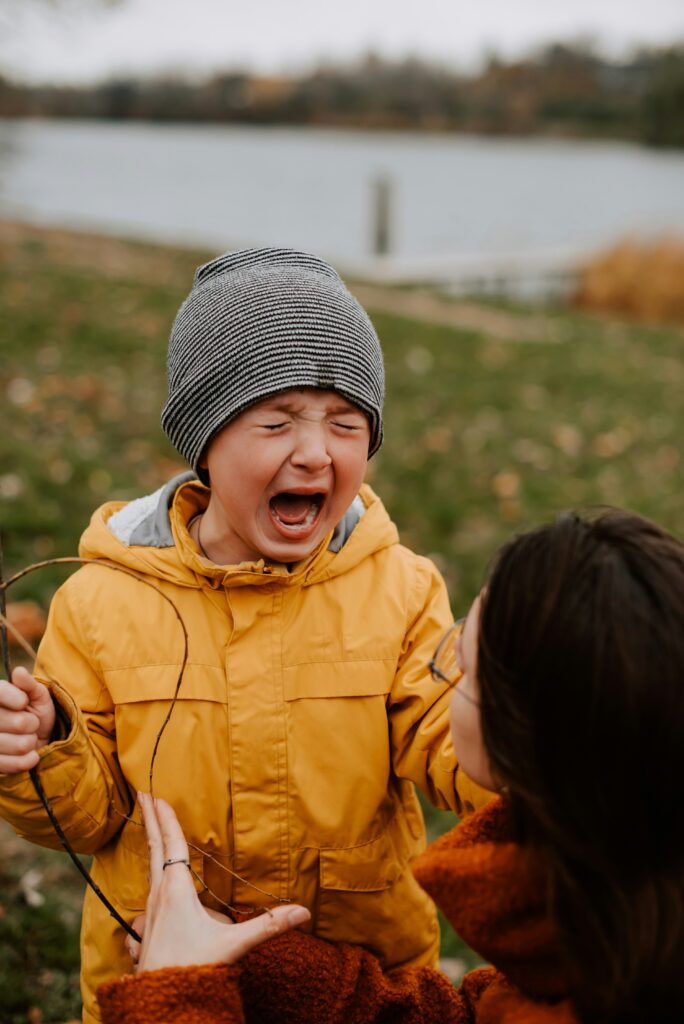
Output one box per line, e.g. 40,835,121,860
161,248,384,473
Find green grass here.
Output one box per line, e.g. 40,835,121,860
1,223,683,1018
372,311,682,609
0,823,83,1023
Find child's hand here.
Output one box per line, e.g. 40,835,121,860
0,667,56,773
136,792,310,973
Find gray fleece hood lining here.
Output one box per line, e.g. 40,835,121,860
107,471,365,555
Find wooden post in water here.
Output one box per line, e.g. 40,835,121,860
371,174,393,257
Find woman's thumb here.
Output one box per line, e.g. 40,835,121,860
222,905,310,963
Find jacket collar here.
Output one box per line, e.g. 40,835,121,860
413,798,569,1003
107,471,366,556
168,478,396,589
85,475,397,589
169,479,329,588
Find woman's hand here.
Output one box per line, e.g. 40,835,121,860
135,791,310,973
125,906,234,966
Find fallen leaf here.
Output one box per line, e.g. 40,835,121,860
492,470,521,499
5,602,47,648
20,868,46,908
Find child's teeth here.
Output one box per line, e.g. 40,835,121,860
271,493,322,531
282,504,318,530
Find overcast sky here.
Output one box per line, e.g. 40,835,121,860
3,0,684,85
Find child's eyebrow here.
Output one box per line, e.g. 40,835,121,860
258,398,363,416
257,400,294,413
328,404,365,416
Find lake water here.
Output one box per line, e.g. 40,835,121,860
1,118,684,271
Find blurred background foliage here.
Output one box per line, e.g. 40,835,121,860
2,42,684,147
2,224,682,608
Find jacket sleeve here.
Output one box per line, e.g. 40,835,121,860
239,930,481,1023
97,934,495,1024
0,574,131,852
98,965,244,1024
387,555,492,816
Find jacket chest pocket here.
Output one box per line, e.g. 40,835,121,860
282,658,395,701
282,661,399,840
107,665,230,794
281,661,394,774
105,664,228,704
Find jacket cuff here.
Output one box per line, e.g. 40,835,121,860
48,690,73,743
97,964,243,1024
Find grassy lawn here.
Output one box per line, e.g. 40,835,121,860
0,824,82,1023
1,222,682,1020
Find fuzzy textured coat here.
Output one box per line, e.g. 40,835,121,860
0,478,488,1023
98,798,579,1023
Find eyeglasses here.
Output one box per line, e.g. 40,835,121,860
429,618,465,687
429,618,481,706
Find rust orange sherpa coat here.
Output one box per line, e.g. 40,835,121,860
98,799,579,1024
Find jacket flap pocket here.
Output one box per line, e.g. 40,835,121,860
99,822,205,912
104,664,227,704
283,662,392,701
319,811,419,892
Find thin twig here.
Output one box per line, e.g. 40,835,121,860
2,553,289,926
0,607,39,663
2,555,189,795
0,543,138,940
113,806,290,911
0,536,12,680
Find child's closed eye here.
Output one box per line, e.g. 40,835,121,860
331,420,364,431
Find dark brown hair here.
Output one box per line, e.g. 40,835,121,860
477,510,684,1023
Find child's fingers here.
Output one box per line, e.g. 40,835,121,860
11,667,48,704
0,730,39,757
0,678,30,711
0,749,40,773
0,706,40,735
2,670,55,742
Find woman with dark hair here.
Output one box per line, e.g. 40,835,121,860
98,510,684,1024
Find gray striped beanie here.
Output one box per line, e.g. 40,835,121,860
161,248,384,472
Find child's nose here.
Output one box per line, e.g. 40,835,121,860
290,425,332,470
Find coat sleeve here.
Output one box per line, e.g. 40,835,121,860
97,934,496,1024
0,573,131,852
239,930,481,1023
98,965,244,1024
387,555,492,816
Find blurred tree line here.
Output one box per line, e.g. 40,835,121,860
1,41,683,147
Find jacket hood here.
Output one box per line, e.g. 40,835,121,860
79,473,398,590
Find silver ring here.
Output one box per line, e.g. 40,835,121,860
163,858,190,870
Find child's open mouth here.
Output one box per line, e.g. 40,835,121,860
269,492,326,536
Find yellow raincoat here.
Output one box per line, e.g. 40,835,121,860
0,476,487,1022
